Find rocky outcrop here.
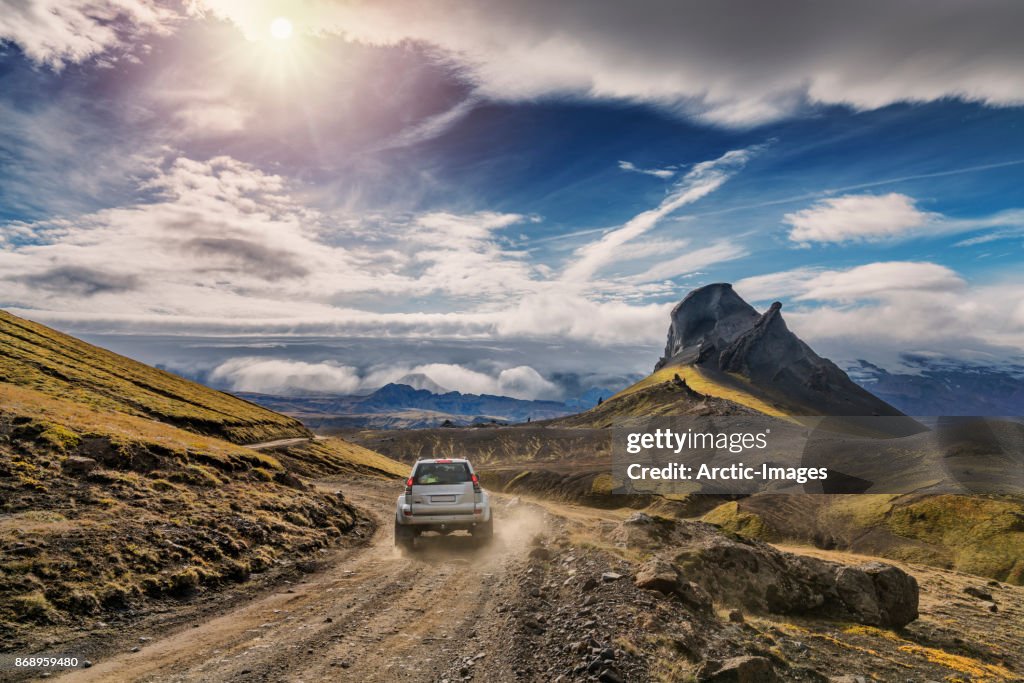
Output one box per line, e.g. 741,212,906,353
655,283,760,369
618,515,919,628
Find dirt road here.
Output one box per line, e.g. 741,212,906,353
57,477,550,683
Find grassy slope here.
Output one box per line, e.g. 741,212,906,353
0,384,367,636
269,437,409,479
0,310,307,444
0,317,407,644
606,364,790,418
703,494,1024,584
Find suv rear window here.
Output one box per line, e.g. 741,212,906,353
413,462,471,485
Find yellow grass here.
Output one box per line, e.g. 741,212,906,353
611,364,790,417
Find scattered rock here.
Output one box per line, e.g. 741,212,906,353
601,572,623,582
696,655,778,682
529,546,552,561
964,586,994,601
598,665,625,683
728,609,744,623
624,512,654,525
61,456,97,475
634,558,680,595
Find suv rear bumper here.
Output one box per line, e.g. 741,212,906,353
397,509,491,526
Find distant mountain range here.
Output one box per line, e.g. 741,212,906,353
238,382,617,430
850,358,1024,416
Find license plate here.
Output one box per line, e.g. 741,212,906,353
431,495,456,503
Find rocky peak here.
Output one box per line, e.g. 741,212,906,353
655,283,760,370
656,284,911,418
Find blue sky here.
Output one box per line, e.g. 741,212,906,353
1,1,1023,398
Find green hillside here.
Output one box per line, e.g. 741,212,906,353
0,310,307,444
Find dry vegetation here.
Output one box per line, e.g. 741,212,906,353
0,383,381,649
0,313,407,652
0,311,307,444
703,493,1024,585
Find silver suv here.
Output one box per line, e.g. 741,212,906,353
394,458,493,550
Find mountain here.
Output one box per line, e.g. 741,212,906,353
851,359,1024,416
394,372,450,393
0,310,307,444
581,283,915,425
239,382,580,430
0,309,403,638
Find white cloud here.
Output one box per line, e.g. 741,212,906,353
784,193,1024,245
563,147,754,282
194,0,1024,126
735,261,1024,368
210,358,363,395
737,261,965,304
208,357,562,399
0,0,174,68
625,241,747,284
2,152,706,347
785,193,935,244
618,161,675,179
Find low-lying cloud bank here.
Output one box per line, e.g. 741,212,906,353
209,357,564,400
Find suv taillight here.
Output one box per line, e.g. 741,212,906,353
471,473,481,493
405,477,414,494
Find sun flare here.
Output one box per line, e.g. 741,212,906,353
269,17,293,41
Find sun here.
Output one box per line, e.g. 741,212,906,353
269,17,293,41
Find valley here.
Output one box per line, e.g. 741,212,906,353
3,285,1023,681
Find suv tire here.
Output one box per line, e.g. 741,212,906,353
394,520,415,551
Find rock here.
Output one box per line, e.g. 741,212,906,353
728,609,744,623
601,572,623,582
858,562,919,627
835,561,921,627
964,586,994,601
61,456,97,474
324,617,333,623
676,581,713,613
529,546,552,561
82,661,92,668
655,284,761,370
678,533,918,627
598,666,625,683
696,655,778,682
581,577,599,592
988,602,999,613
634,558,680,595
624,512,654,525
523,617,546,633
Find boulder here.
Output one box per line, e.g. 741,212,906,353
634,558,679,595
674,530,918,627
61,456,97,475
696,655,778,682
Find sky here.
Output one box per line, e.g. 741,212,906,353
1,0,1024,399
